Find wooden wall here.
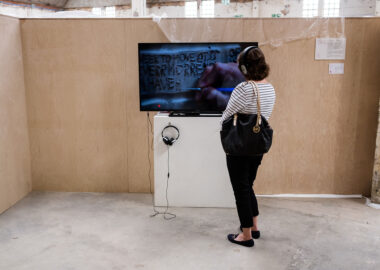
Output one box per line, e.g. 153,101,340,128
20,18,380,195
0,15,31,214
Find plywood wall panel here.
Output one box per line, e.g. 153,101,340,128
334,19,380,195
22,19,129,192
124,20,167,192
0,15,31,213
156,18,244,42
254,38,341,194
20,18,380,195
249,18,380,195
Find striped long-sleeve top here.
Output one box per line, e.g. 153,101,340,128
220,81,276,126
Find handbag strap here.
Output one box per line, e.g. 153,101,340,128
250,81,262,133
233,81,262,134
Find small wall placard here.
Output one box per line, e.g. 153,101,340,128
329,63,344,74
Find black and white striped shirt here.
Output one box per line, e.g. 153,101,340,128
220,81,276,126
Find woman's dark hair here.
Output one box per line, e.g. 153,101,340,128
238,47,270,81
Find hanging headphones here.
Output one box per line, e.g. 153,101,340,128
161,124,180,146
238,45,258,75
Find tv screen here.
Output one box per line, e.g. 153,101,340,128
138,42,258,113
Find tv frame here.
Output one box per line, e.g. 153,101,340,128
138,42,259,113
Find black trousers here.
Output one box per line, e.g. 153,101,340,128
226,154,263,228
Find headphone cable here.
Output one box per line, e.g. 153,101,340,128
163,145,176,220
146,112,176,220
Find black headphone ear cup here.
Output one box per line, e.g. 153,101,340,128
163,136,175,146
239,46,256,76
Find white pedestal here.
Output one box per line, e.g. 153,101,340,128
154,114,235,208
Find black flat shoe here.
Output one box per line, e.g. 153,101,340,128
227,234,254,247
240,225,261,239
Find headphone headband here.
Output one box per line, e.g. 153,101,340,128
161,125,180,144
239,45,258,75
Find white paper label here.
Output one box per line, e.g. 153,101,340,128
329,63,344,74
315,38,346,60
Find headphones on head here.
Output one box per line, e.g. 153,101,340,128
161,124,180,146
238,45,258,75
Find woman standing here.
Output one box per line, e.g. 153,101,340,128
221,46,276,247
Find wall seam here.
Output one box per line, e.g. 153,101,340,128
17,17,33,193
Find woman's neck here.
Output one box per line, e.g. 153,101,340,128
250,79,267,83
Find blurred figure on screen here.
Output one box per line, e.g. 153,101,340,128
196,62,246,111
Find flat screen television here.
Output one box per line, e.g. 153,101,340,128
138,42,258,114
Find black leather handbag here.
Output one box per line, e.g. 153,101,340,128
220,81,273,156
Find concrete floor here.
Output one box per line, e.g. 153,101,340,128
0,192,379,270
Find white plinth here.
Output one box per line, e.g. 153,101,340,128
154,114,235,208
